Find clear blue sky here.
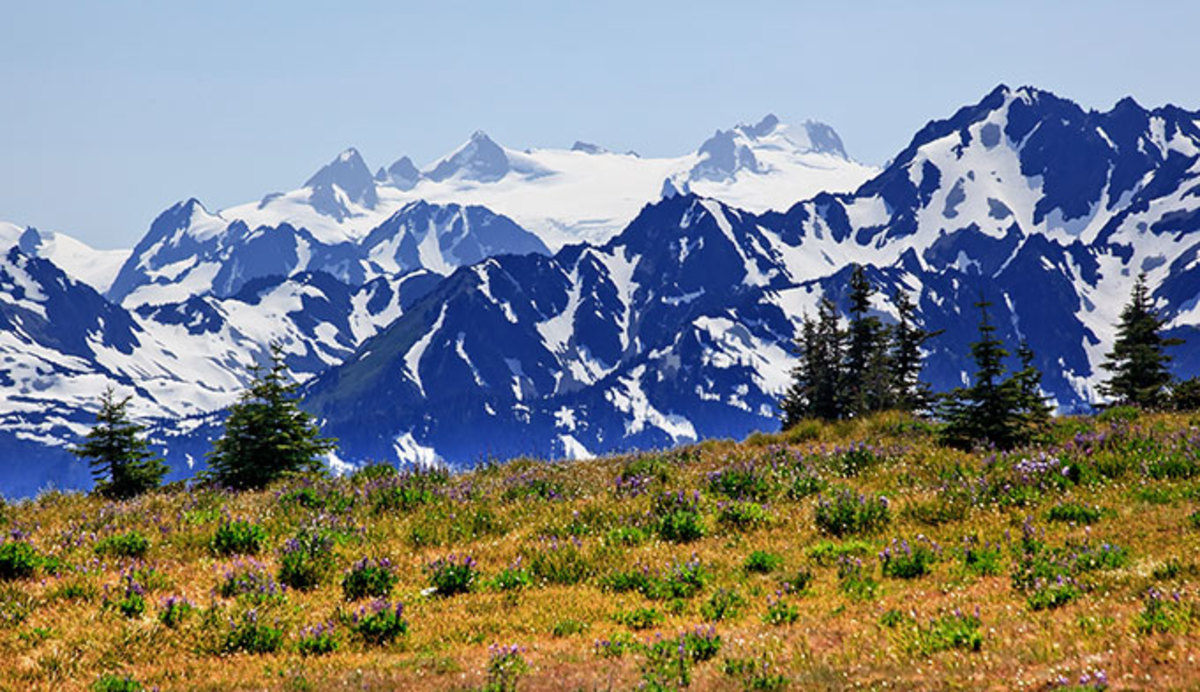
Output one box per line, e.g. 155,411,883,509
2,0,1197,248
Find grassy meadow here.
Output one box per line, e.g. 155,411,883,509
1,409,1199,690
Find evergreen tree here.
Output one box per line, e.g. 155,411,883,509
781,296,846,426
1013,340,1053,437
843,265,892,416
889,287,939,412
939,299,1031,450
208,344,336,490
72,386,166,500
1099,273,1181,408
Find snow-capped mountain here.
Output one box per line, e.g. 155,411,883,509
299,85,1200,467
0,222,129,293
4,87,1200,493
107,197,546,307
123,116,874,259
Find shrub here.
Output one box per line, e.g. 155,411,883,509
1027,577,1082,611
95,531,149,559
652,491,706,543
808,539,872,566
605,526,649,546
707,461,776,501
723,653,788,691
678,625,722,661
614,607,663,630
0,541,39,580
828,442,885,477
91,675,144,692
551,618,589,637
718,501,774,531
342,557,397,601
484,644,529,692
762,593,799,626
491,560,533,591
960,536,1003,577
837,556,878,601
879,537,940,579
210,519,266,556
814,487,890,536
369,468,448,513
593,633,636,658
701,588,745,622
780,569,814,594
158,596,195,628
278,529,336,591
350,599,408,645
743,551,784,574
296,622,339,656
919,611,983,654
526,538,594,586
426,554,478,596
649,557,708,600
220,559,287,604
223,608,284,654
1133,587,1195,634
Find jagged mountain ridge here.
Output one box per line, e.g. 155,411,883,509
299,85,1200,466
3,86,1200,492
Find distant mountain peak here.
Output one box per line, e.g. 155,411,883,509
571,141,608,155
379,155,422,190
424,130,511,183
304,147,379,218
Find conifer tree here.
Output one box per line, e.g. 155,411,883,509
940,299,1031,450
1014,340,1053,437
781,296,846,426
208,344,336,490
1099,273,1181,408
889,287,939,412
843,265,892,416
72,386,167,500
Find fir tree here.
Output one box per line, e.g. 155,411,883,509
208,344,336,490
72,386,166,500
889,287,939,412
1099,273,1181,408
1014,340,1053,438
843,265,892,416
781,296,846,426
940,299,1030,450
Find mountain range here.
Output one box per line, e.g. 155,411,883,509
2,86,1199,496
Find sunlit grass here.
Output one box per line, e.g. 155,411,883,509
0,410,1197,689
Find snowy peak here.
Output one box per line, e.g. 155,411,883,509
688,114,854,183
304,147,380,218
571,141,608,155
424,131,511,183
378,155,422,190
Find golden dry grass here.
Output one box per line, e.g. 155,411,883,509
0,410,1197,691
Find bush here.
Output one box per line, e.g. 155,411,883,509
918,611,983,654
491,561,533,591
723,653,788,691
1133,587,1195,634
210,519,266,556
485,644,529,692
614,607,663,630
743,551,784,574
95,531,150,559
278,529,336,591
763,593,799,625
527,538,594,586
158,596,194,628
960,537,1003,577
296,622,339,656
91,675,143,692
369,468,448,513
717,501,774,531
814,487,890,536
0,541,39,580
707,461,776,501
879,537,940,579
652,491,706,543
781,569,814,594
837,556,878,601
551,618,589,637
701,588,745,622
1027,577,1082,611
342,557,397,601
426,554,478,596
219,559,287,604
350,599,408,645
223,608,284,654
